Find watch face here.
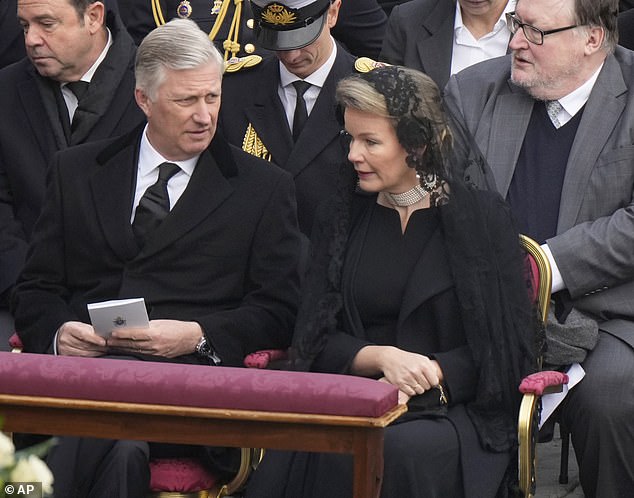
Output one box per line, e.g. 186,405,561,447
197,337,210,355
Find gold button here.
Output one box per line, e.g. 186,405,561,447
247,18,254,29
245,43,255,54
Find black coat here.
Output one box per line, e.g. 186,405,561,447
619,9,634,50
0,11,144,300
297,189,531,497
218,46,358,235
12,130,302,367
0,0,25,69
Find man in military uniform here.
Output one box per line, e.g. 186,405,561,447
117,0,387,70
117,0,266,72
219,0,381,235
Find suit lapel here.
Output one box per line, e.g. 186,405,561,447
558,56,627,232
415,0,455,88
138,148,234,257
21,66,69,151
487,83,534,196
397,224,453,328
243,60,294,164
90,137,140,262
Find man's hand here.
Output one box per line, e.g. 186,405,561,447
57,321,108,357
107,319,203,358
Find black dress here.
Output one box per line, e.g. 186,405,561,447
245,204,508,498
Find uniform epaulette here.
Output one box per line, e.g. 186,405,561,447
354,57,391,73
225,55,263,73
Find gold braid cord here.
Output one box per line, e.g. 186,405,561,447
242,124,272,162
151,0,248,62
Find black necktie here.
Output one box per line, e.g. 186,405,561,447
292,80,311,142
66,80,89,101
132,162,181,246
66,81,89,132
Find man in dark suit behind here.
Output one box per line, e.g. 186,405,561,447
219,0,369,235
380,0,513,90
0,0,144,343
444,0,634,496
12,18,301,497
0,0,25,69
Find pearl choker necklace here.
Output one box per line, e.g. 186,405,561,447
383,185,428,207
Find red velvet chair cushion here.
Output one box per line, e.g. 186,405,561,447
243,348,288,369
0,352,398,418
8,332,22,349
519,371,569,396
149,458,218,493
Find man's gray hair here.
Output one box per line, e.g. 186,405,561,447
135,18,225,99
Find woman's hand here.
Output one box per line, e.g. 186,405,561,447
353,345,444,397
378,376,411,404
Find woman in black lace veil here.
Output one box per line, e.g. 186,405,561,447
246,66,537,498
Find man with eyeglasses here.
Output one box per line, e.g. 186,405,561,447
444,0,634,496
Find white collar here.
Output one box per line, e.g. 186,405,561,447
557,63,604,118
279,37,338,89
454,1,515,38
139,124,198,178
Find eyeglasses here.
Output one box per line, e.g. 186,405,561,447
506,12,580,45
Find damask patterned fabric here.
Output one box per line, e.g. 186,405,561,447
0,352,398,418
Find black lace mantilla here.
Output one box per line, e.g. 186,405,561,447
362,66,445,175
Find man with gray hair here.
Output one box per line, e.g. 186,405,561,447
12,18,302,497
444,0,634,495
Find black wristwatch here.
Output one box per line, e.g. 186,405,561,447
195,336,221,365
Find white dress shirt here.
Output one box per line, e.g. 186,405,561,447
131,125,198,223
61,28,113,121
451,1,515,76
278,38,338,131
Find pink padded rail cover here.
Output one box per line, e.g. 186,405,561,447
0,352,398,418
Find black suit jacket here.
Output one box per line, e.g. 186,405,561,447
619,9,634,50
0,0,25,69
12,129,302,367
0,11,144,299
218,46,357,234
380,0,456,89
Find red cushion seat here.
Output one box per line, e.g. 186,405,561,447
149,458,218,493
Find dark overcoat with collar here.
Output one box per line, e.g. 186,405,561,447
380,0,456,89
12,129,302,367
305,191,522,497
0,10,145,300
218,46,357,235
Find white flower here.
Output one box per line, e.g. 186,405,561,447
0,431,16,468
10,454,54,494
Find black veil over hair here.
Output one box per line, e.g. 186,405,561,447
291,66,538,457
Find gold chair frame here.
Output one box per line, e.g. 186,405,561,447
518,234,553,498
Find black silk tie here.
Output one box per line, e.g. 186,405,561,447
292,80,311,142
132,162,181,246
66,80,89,101
66,81,89,132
